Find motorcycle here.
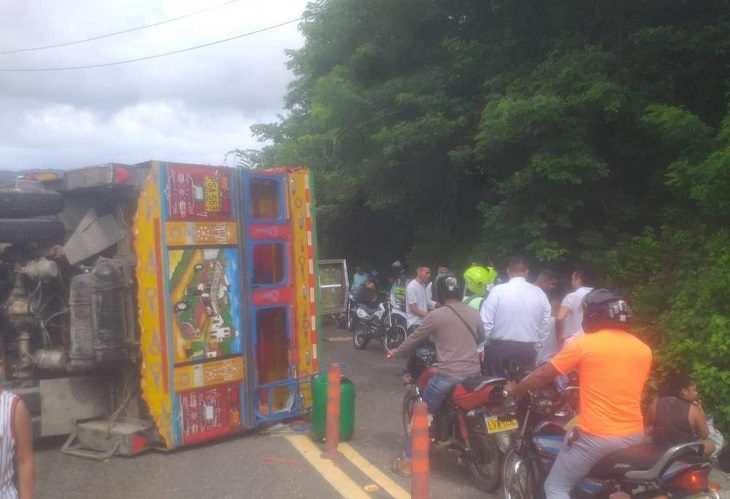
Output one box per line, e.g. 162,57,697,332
401,342,516,492
501,386,721,498
334,291,359,330
351,296,407,354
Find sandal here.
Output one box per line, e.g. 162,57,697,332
392,456,412,477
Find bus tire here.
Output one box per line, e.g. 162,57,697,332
0,188,64,218
0,218,66,243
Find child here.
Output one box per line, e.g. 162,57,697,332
647,374,716,457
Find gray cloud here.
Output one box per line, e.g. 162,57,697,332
0,0,307,170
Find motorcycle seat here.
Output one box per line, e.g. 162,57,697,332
361,304,381,314
589,441,704,480
461,375,506,392
590,443,664,479
353,300,382,314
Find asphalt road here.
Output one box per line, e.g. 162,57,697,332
34,322,730,498
34,322,488,499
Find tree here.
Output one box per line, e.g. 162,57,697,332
249,0,730,428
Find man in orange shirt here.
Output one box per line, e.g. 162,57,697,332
504,289,652,498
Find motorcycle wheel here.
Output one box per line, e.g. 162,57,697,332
502,449,541,499
353,322,370,350
346,302,355,331
466,425,502,492
383,325,406,354
391,313,407,330
402,385,419,437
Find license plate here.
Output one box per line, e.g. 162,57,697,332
204,176,221,211
486,415,518,434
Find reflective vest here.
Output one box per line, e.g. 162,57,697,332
463,294,484,311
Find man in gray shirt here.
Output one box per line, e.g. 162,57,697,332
390,272,485,475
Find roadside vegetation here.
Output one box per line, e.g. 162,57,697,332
244,0,730,430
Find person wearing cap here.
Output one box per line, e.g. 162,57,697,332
389,261,408,313
389,272,485,476
462,265,498,311
504,288,652,498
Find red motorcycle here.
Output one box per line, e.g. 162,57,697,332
402,342,517,491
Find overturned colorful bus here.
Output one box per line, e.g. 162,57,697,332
0,161,321,455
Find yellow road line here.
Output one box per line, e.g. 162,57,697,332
339,443,410,499
284,435,371,499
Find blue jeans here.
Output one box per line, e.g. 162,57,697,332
403,373,462,459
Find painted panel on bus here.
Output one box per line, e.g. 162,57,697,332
174,357,244,391
179,382,242,445
166,221,238,247
167,164,232,221
135,163,175,447
287,168,318,408
168,247,241,364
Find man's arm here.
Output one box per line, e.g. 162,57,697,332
426,283,437,310
14,399,34,499
409,302,428,318
556,290,574,340
476,321,486,345
555,306,568,342
536,294,552,345
505,362,559,397
391,315,435,358
555,305,570,322
480,291,498,340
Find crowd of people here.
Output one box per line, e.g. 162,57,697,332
351,256,726,496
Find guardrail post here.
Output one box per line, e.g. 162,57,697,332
411,401,429,498
321,363,342,460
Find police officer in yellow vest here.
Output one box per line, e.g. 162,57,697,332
462,265,498,311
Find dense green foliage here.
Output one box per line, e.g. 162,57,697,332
249,0,730,428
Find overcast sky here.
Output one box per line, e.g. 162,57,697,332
0,0,309,171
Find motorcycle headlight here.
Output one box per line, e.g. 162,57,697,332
356,308,367,319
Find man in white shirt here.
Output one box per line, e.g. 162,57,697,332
480,256,551,376
556,267,595,343
406,265,432,331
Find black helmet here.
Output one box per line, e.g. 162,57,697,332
434,272,461,304
390,260,406,277
366,270,380,283
581,288,632,333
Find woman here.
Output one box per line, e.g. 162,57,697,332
648,374,716,457
0,389,34,499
